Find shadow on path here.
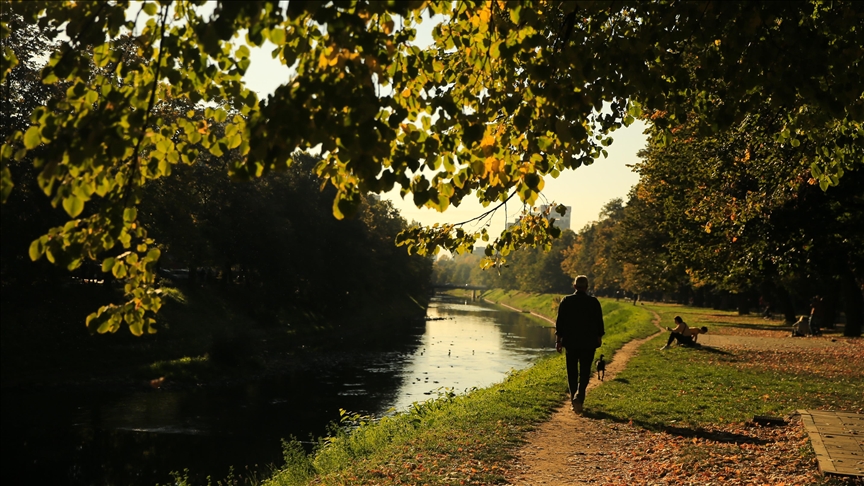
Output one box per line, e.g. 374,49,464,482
582,410,771,445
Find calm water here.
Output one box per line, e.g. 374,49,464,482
1,296,555,485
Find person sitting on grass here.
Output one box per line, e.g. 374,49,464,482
791,315,811,337
660,316,708,349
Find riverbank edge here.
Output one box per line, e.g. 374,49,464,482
257,290,658,486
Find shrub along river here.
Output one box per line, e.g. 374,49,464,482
1,294,556,485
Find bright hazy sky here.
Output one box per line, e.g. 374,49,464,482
240,19,648,235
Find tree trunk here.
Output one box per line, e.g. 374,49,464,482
842,271,863,337
774,286,797,323
737,291,751,315
712,291,726,311
693,287,705,307
822,281,838,329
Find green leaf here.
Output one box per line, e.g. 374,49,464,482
24,126,41,149
269,28,286,45
209,143,224,157
29,238,44,261
490,41,502,59
113,263,127,279
123,207,137,223
101,257,116,273
129,319,144,337
62,195,84,217
0,165,13,203
509,6,521,24
97,316,115,334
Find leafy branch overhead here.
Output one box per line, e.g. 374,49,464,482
1,1,862,333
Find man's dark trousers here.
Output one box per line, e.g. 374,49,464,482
565,346,595,402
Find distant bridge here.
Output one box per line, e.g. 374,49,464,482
432,283,488,291
432,283,487,300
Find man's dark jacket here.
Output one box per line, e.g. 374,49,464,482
555,291,605,349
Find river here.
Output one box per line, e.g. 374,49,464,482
1,295,555,485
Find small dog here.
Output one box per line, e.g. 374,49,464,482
595,354,606,381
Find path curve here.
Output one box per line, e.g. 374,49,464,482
504,309,664,485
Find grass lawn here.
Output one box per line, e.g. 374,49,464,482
581,302,863,485
590,302,863,430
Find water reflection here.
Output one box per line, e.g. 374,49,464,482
385,299,555,412
1,296,554,485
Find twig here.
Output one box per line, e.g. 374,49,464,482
123,2,171,206
451,188,517,226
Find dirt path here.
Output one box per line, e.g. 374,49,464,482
505,310,665,485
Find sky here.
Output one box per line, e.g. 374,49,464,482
239,17,648,235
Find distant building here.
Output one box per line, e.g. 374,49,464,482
508,205,572,231
539,205,571,230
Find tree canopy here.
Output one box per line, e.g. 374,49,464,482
2,0,862,333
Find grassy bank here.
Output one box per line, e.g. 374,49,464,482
589,303,864,430
260,292,656,485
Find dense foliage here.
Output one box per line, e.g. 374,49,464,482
140,151,434,323
0,13,432,334
558,120,864,335
2,1,861,332
626,114,864,336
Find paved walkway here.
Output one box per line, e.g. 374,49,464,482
799,410,864,478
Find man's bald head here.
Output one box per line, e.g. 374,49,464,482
574,275,589,291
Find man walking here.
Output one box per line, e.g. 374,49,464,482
555,275,605,414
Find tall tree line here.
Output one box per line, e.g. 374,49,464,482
433,228,575,295
559,117,863,337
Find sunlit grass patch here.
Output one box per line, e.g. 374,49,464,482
644,302,793,335
480,289,562,320
589,333,864,430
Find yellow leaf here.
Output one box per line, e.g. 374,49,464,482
484,156,502,175
478,8,491,25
